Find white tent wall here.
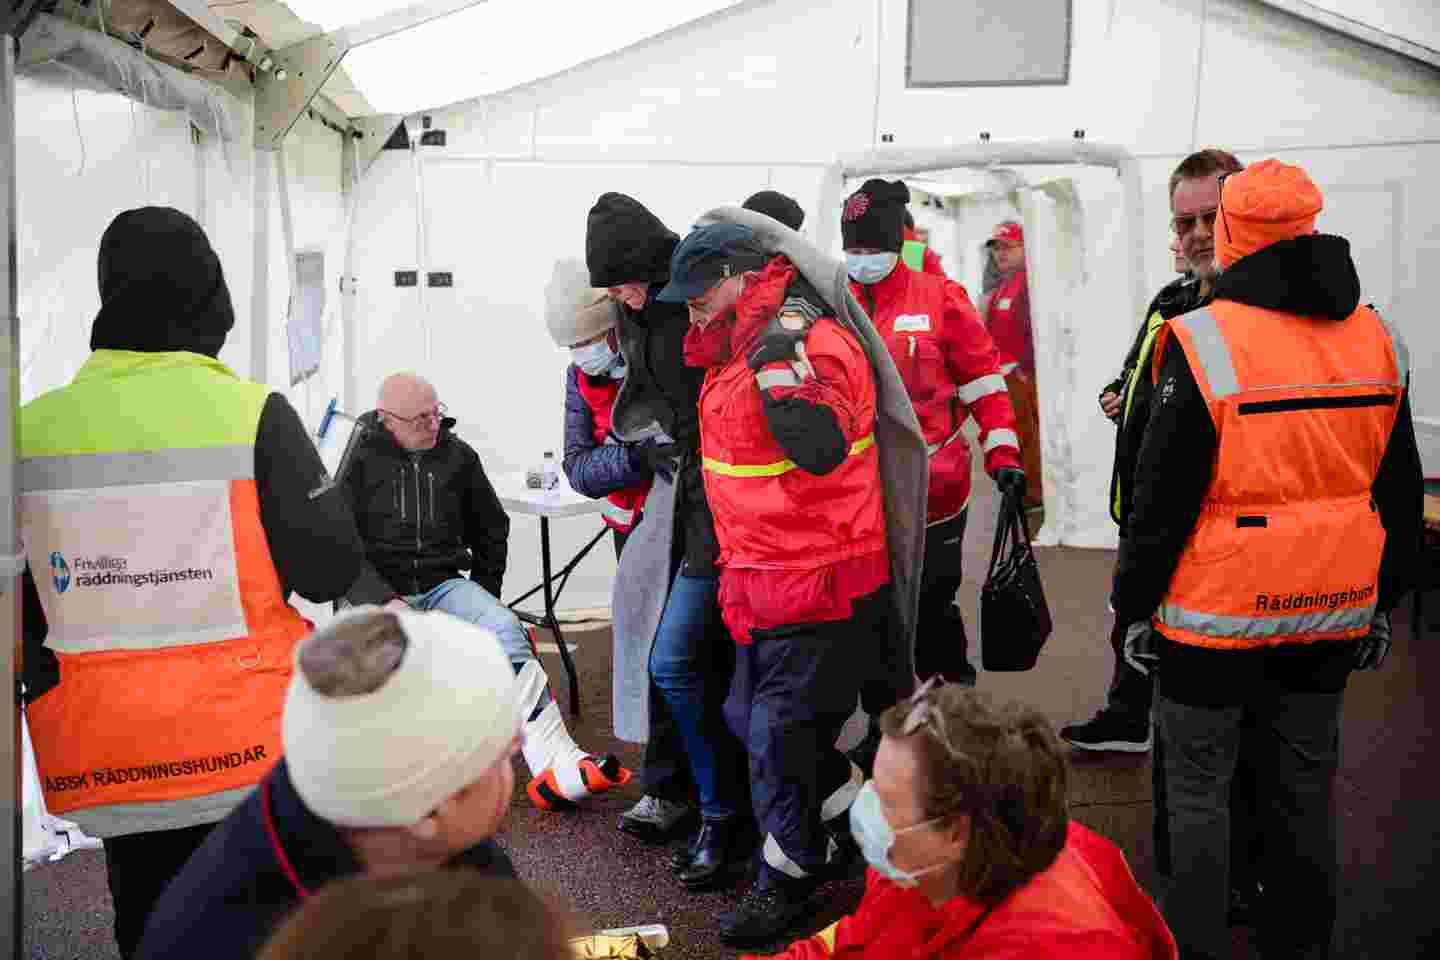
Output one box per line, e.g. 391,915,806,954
338,0,1437,518
18,75,206,403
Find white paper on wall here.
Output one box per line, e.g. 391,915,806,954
288,251,326,386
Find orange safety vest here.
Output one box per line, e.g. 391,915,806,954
1150,302,1408,650
700,304,886,571
20,350,308,837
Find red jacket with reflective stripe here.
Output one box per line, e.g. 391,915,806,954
747,821,1175,960
701,261,887,572
985,268,1035,377
1150,302,1403,650
851,266,1021,524
573,373,651,534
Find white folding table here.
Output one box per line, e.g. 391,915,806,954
494,471,611,717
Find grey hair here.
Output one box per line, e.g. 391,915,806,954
300,609,408,697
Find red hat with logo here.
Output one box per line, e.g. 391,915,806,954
987,221,1024,246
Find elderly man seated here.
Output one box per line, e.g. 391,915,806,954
343,372,628,811
138,607,525,959
746,681,1177,959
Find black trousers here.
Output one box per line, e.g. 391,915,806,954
1106,536,1153,720
914,510,972,685
104,823,216,959
726,586,892,881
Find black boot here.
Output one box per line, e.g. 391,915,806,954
669,827,703,872
718,869,817,948
677,818,748,890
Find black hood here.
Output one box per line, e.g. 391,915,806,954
585,193,679,288
1212,234,1360,321
90,206,235,357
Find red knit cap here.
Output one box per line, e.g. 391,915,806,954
1216,159,1323,269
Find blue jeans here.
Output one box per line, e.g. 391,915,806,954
649,573,744,821
409,578,547,711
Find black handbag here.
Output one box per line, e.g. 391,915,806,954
980,491,1053,671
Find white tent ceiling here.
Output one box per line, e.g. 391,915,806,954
266,0,749,116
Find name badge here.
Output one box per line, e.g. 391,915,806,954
894,313,931,332
997,298,1012,310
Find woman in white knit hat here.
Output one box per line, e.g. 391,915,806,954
137,607,528,960
545,258,675,556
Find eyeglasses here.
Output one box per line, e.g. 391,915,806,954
1171,209,1217,237
381,403,447,427
898,675,966,760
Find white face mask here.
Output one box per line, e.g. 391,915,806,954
846,251,900,285
572,337,622,377
849,780,954,888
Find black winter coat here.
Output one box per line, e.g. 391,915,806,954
136,759,515,960
343,419,510,602
1104,274,1208,532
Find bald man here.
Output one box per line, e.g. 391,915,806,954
343,373,630,811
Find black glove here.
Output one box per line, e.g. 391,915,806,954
993,467,1027,502
746,296,822,372
629,439,679,483
1353,612,1392,671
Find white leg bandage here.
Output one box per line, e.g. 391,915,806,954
515,661,590,799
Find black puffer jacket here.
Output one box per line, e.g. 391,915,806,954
342,418,510,601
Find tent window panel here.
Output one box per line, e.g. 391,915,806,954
906,0,1072,88
288,251,326,386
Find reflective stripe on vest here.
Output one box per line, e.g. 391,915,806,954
1154,304,1401,650
1158,601,1375,643
901,240,926,272
704,433,875,478
983,428,1020,453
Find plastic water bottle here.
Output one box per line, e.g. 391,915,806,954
542,451,558,490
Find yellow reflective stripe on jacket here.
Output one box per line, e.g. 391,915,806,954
815,920,840,952
1121,310,1167,427
703,434,875,478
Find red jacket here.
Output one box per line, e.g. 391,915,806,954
746,822,1176,960
701,258,889,642
985,268,1034,377
573,373,650,533
850,266,1020,524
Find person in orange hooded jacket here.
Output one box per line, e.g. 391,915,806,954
658,222,891,949
743,680,1176,960
842,180,1026,696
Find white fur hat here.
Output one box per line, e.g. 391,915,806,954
282,606,519,829
545,258,617,348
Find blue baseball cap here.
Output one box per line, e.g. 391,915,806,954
656,223,768,303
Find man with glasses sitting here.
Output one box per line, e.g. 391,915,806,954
343,372,630,813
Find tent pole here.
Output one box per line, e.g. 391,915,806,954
251,149,273,385
1,29,21,958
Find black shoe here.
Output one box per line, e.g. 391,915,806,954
669,828,702,872
618,795,696,844
718,873,817,948
1228,878,1264,926
1060,709,1152,754
676,818,747,890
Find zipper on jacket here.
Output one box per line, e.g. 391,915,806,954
398,467,406,520
429,472,436,524
908,335,916,358
413,460,423,551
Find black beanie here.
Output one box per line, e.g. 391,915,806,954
91,206,234,358
841,179,909,253
743,190,805,231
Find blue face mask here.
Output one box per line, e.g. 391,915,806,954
849,780,952,887
846,251,899,285
572,338,623,378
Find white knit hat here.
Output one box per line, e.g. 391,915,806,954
545,258,617,348
282,607,520,829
